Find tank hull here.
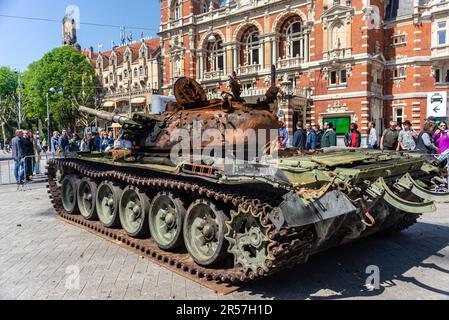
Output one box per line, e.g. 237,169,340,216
46,151,442,283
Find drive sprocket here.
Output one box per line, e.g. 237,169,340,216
225,206,276,275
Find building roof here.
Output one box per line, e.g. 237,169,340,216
81,38,161,71
385,0,430,20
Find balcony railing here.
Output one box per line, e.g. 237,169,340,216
203,70,224,80
238,64,261,76
277,56,304,70
324,48,352,60
105,88,159,99
241,88,268,98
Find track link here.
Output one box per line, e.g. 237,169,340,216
47,158,315,283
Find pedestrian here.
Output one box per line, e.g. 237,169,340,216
89,133,98,151
3,138,11,153
100,131,114,152
344,123,361,148
367,122,378,149
305,123,318,151
278,122,289,149
119,131,133,149
69,133,81,152
33,132,42,175
314,124,324,149
11,130,25,185
397,120,418,151
416,121,438,154
80,135,91,152
51,131,59,153
93,130,102,151
426,116,437,134
433,121,449,155
292,122,306,150
321,122,337,148
58,129,70,153
381,121,399,151
22,130,35,181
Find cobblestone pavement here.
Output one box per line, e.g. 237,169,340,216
0,182,448,300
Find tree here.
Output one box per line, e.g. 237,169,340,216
22,46,101,132
0,67,19,141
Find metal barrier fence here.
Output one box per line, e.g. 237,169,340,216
0,153,52,185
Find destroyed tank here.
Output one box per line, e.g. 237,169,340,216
46,77,449,283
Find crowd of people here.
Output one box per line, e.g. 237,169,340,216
11,129,43,185
280,116,449,160
9,127,132,186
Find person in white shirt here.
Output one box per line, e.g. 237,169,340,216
368,122,378,149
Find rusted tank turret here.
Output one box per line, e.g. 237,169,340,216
79,77,281,152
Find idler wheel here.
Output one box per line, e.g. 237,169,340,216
96,181,122,228
149,192,186,250
119,187,150,238
183,199,228,266
61,175,80,214
77,178,98,220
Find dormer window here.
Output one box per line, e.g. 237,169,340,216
125,51,131,63
140,46,147,59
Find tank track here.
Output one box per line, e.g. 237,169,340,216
47,158,315,283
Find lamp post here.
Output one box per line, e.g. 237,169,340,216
46,87,55,152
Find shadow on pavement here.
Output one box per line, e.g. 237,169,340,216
238,222,449,300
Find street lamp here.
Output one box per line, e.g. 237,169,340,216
46,87,55,152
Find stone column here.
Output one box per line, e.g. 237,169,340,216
304,32,309,62
198,52,204,80
233,46,238,73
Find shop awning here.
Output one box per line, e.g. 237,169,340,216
131,97,146,104
103,101,115,107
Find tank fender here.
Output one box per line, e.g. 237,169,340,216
369,177,437,214
396,173,449,203
268,190,357,230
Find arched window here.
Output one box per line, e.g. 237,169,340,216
134,68,138,77
139,66,144,76
246,31,260,65
201,0,209,13
174,1,181,20
285,22,304,58
207,38,224,72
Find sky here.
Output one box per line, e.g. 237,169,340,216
0,0,161,71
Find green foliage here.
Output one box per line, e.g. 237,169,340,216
0,67,18,97
0,67,19,140
22,46,101,130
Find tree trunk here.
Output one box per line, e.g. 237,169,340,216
1,122,6,143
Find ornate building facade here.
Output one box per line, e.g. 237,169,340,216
158,0,449,145
82,39,162,115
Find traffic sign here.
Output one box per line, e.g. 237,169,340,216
427,91,448,118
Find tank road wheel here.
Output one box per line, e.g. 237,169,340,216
77,178,98,220
119,187,150,238
61,175,79,214
96,181,122,228
225,207,275,275
149,192,186,250
183,199,228,266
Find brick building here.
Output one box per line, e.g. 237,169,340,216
158,0,449,146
